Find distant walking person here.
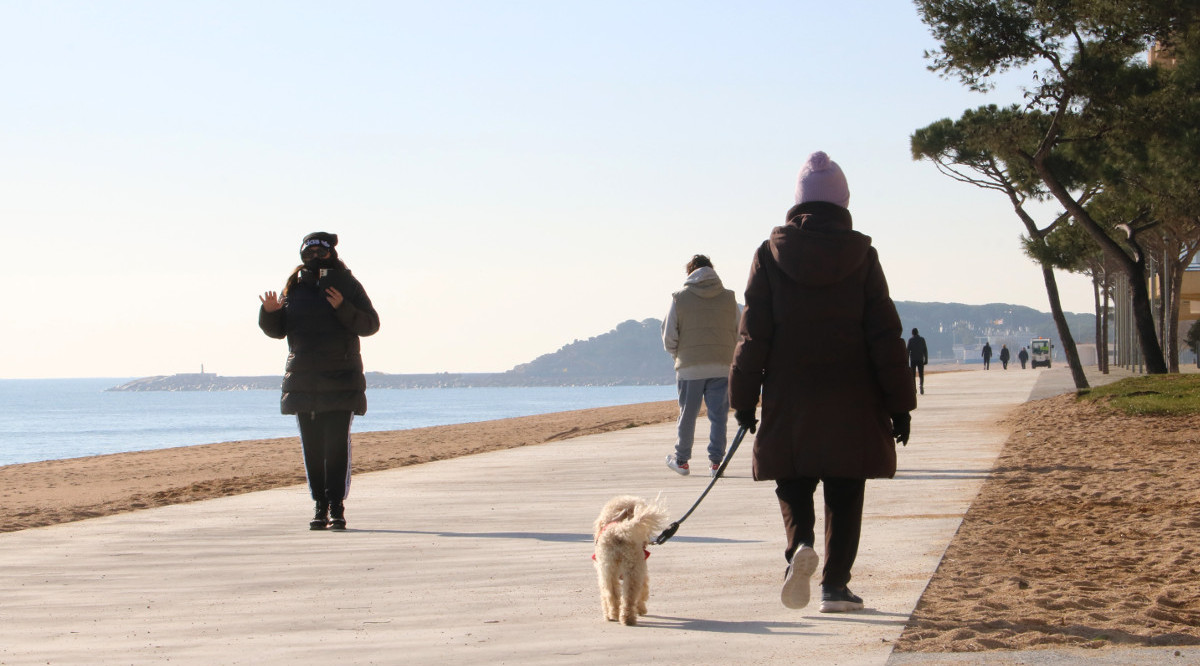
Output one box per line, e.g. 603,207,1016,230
1018,347,1029,369
730,151,916,614
907,328,928,395
259,232,380,531
662,254,740,478
982,341,992,370
999,344,1011,370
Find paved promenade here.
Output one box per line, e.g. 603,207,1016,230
2,366,1193,664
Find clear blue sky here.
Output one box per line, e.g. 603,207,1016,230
1,1,1096,378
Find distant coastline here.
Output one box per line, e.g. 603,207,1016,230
109,318,678,391
107,302,1098,392
106,371,673,391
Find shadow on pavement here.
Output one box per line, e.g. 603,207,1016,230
637,615,816,635
386,529,761,545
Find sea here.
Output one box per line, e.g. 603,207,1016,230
0,379,677,467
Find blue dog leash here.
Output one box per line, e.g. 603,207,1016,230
651,425,748,546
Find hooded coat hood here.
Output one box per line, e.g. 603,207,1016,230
682,266,726,295
770,201,872,286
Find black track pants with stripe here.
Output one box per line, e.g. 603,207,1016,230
297,411,353,503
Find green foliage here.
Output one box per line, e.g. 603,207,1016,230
910,105,1053,196
1029,218,1101,273
911,105,1106,280
916,0,1183,96
1076,374,1200,415
916,0,1046,92
1187,318,1200,353
915,0,1200,215
915,1,1200,374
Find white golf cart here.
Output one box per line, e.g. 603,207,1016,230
1030,337,1052,368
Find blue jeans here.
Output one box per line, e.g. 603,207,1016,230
674,377,730,465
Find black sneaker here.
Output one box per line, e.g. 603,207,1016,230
819,585,864,613
309,501,329,530
329,501,347,531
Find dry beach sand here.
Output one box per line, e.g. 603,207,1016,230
896,393,1200,652
4,388,1199,654
2,400,678,533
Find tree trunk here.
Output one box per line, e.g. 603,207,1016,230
1164,236,1200,373
1041,265,1089,389
1101,274,1111,374
999,184,1091,385
1128,263,1169,373
1031,156,1169,373
1169,260,1186,373
1093,276,1104,373
1158,253,1172,370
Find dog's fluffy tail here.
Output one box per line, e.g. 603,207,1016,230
634,498,670,531
604,497,670,543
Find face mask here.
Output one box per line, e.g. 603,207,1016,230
302,255,337,271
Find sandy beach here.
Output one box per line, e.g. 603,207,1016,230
5,384,1199,654
895,392,1200,652
2,400,678,533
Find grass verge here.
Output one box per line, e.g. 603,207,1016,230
1076,373,1200,416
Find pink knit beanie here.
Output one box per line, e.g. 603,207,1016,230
794,151,850,208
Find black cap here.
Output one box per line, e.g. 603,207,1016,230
300,232,338,254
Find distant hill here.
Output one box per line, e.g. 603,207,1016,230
108,319,675,391
503,303,1097,379
507,319,674,384
109,302,1096,390
894,301,1095,363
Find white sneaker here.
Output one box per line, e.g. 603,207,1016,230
781,545,819,609
665,454,690,476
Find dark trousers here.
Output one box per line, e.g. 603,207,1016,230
297,411,353,503
775,477,866,589
911,363,925,388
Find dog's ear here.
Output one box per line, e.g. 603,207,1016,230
614,507,633,522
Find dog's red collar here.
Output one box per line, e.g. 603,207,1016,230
591,550,651,561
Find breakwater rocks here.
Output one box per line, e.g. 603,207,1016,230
107,373,278,391
107,372,673,391
107,317,679,391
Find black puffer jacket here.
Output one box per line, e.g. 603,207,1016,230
259,268,380,415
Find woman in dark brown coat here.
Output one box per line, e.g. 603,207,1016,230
729,151,916,613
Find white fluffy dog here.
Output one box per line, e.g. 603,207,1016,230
592,495,670,625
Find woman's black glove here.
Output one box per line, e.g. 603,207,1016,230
735,409,758,434
891,412,911,446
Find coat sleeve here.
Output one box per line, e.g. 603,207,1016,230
335,278,381,337
662,299,680,356
729,243,773,412
259,305,287,340
862,248,917,414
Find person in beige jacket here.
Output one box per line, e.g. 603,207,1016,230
662,254,741,477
